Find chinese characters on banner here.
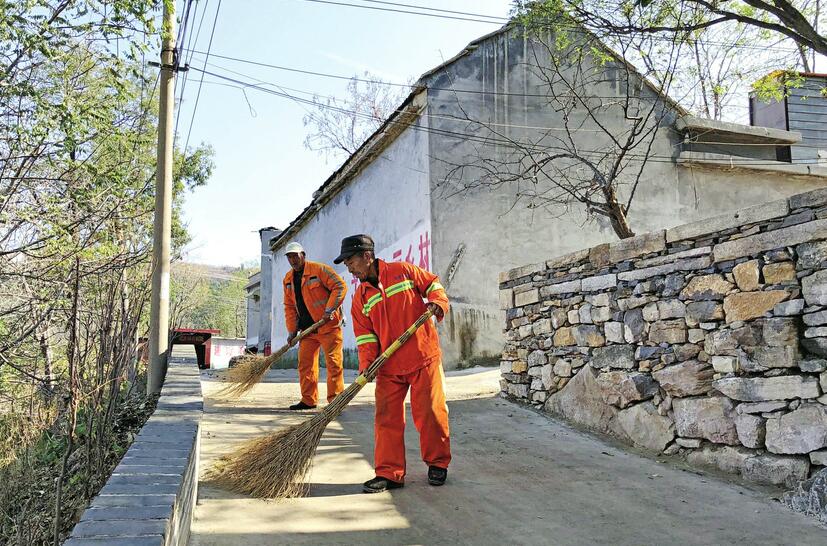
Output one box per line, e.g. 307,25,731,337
347,228,432,309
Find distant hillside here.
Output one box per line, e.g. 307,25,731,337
170,262,252,337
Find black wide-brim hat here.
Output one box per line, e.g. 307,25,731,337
334,234,375,264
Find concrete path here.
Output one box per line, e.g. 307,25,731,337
190,367,825,545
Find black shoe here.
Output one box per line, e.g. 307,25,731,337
288,401,316,410
428,466,447,486
362,476,404,493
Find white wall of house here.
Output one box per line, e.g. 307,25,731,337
257,228,280,352
269,114,432,363
245,271,261,350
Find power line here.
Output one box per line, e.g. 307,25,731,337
198,60,827,152
186,64,668,159
358,0,507,22
172,0,198,149
183,0,222,153
189,65,822,164
298,0,508,25
294,0,801,52
175,0,196,56
201,59,655,133
174,0,213,147
181,48,781,106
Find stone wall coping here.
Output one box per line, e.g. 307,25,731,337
500,186,827,286
65,361,203,546
713,219,827,262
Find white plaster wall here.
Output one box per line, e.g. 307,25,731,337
210,338,246,369
269,116,432,359
245,285,260,349
257,228,280,351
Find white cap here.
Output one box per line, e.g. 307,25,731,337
284,241,305,255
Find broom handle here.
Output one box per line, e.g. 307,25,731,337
355,309,434,385
292,318,327,347
266,315,329,362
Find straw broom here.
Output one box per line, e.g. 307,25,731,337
216,318,326,399
205,309,434,498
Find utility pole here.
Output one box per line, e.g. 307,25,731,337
148,1,176,394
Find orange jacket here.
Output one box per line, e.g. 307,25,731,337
283,260,347,335
351,260,449,376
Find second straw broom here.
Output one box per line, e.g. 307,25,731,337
205,309,434,498
216,317,326,399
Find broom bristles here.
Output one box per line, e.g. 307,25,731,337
215,353,279,399
205,381,364,498
216,319,326,400
206,311,433,498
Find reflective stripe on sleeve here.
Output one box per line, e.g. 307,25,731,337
356,333,379,346
426,281,444,295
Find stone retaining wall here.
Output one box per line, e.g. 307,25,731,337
499,187,827,489
65,360,202,545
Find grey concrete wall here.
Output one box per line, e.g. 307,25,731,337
257,228,280,352
269,114,432,359
64,359,202,545
422,27,827,368
245,272,261,350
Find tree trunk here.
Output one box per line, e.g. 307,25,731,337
53,257,80,545
603,185,635,239
37,323,55,399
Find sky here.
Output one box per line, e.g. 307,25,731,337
173,0,514,267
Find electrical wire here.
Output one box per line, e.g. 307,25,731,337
293,0,802,53
190,64,827,159
183,0,222,154
299,0,508,24
175,0,213,150
181,48,780,110
200,58,657,133
183,65,706,161
173,0,200,149
358,0,507,22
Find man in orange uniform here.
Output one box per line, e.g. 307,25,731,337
334,234,451,493
282,242,347,410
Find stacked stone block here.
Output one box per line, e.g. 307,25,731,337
499,188,827,490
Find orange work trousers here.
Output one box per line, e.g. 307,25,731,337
374,361,451,483
298,328,344,406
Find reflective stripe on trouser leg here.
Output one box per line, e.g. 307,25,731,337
297,334,321,406
319,328,345,403
374,373,410,483
410,361,451,469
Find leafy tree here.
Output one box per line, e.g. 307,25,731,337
0,2,215,542
169,264,248,338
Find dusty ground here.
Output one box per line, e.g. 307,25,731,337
189,367,825,545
